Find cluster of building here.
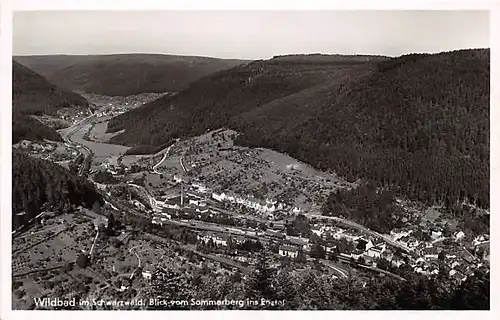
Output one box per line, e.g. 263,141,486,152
15,140,56,154
211,191,306,218
197,231,251,247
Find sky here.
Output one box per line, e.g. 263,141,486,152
13,10,490,60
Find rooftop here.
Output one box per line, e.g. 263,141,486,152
279,245,299,252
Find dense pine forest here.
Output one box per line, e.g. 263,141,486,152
12,112,62,143
12,152,102,229
150,249,489,310
106,49,489,212
235,49,489,210
107,55,386,146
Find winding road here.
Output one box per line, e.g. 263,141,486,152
152,143,175,174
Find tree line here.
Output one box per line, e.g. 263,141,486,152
149,250,489,310
12,151,102,229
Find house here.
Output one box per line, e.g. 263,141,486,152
356,238,374,251
173,175,185,183
198,232,230,246
119,285,129,292
311,227,323,237
365,243,386,258
292,207,302,214
162,202,180,210
142,270,152,280
431,230,443,240
279,245,299,258
303,243,313,252
472,235,489,246
391,258,405,268
407,239,420,249
271,224,285,232
454,231,465,241
382,248,394,261
232,235,247,245
265,230,286,240
341,252,363,260
287,235,309,245
265,198,277,205
422,245,439,256
160,212,172,219
264,203,276,213
212,192,226,202
93,216,109,230
192,182,208,193
398,235,411,247
390,228,413,241
132,200,146,210
186,190,205,200
196,208,209,214
414,266,428,275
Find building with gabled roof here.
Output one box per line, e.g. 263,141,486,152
279,245,299,258
365,243,386,258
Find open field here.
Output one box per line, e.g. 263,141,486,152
88,120,123,143
74,123,130,164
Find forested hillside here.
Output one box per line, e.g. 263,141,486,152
107,55,387,146
107,49,489,210
156,249,489,310
12,152,102,229
12,61,88,115
14,54,247,96
12,113,62,143
235,49,489,209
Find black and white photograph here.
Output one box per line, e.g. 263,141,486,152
1,2,495,316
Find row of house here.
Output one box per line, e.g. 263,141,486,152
211,192,285,214
197,231,247,247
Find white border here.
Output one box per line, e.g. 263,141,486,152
1,1,499,320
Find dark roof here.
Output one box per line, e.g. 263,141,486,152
288,237,307,246
279,245,299,252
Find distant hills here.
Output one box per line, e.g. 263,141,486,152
13,60,88,115
107,49,490,209
12,61,89,143
107,54,388,145
14,54,249,96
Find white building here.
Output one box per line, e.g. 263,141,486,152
365,243,386,258
454,231,465,241
390,229,413,241
142,270,152,280
292,207,302,214
311,229,323,237
192,182,208,193
160,212,172,219
198,232,230,247
161,203,180,210
279,245,299,258
212,192,226,202
431,230,443,240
